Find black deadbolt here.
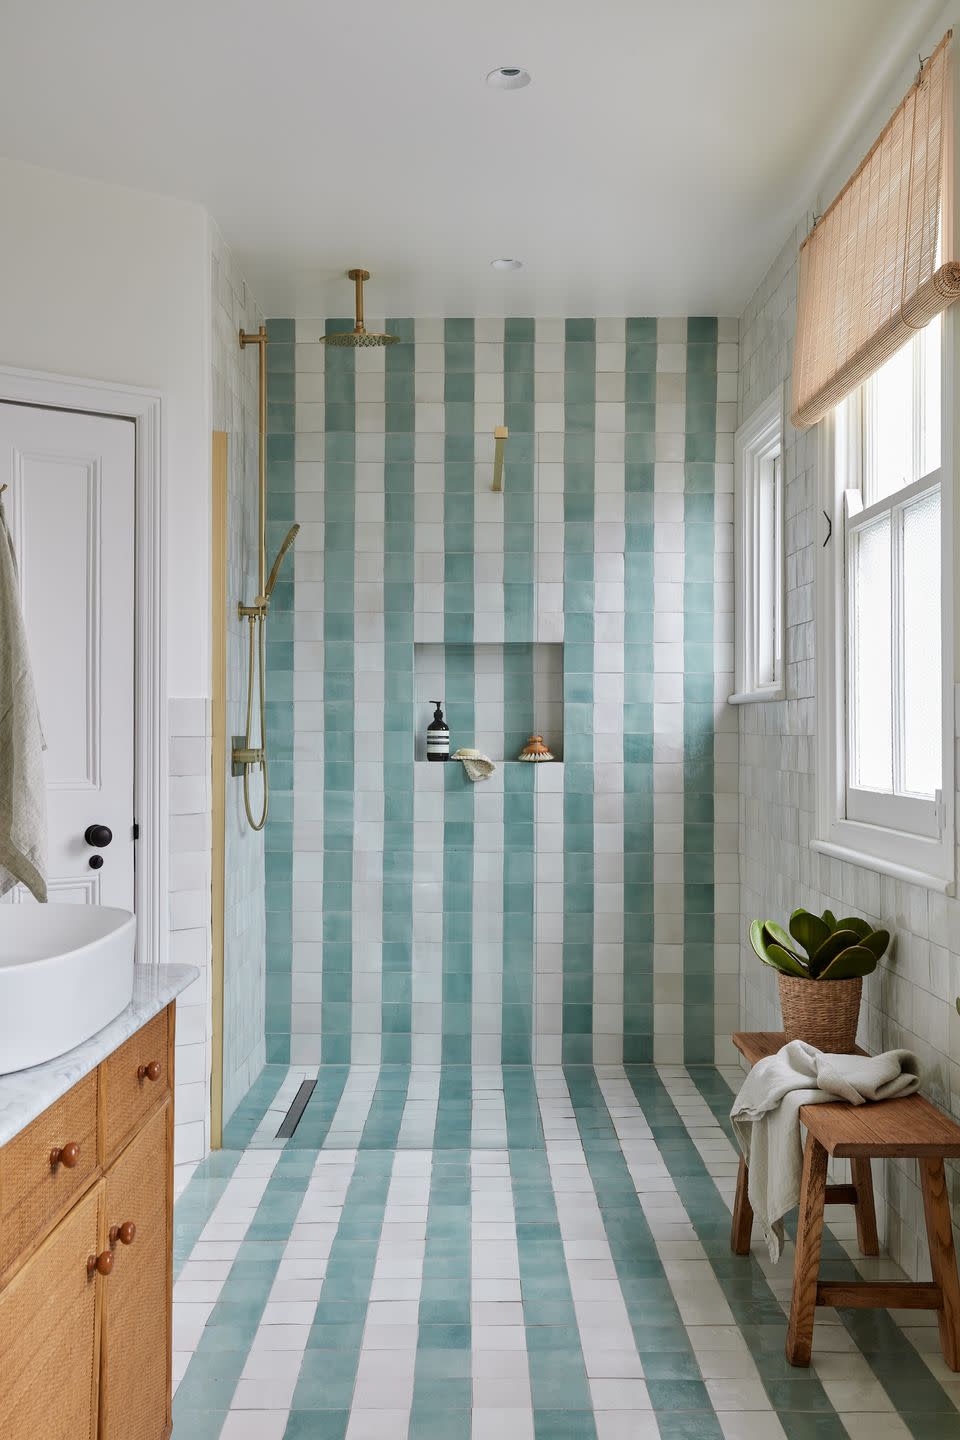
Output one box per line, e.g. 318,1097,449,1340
84,824,113,848
89,854,104,870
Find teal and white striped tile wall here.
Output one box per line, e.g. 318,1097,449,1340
264,316,739,1066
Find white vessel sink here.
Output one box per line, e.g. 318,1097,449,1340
0,905,136,1074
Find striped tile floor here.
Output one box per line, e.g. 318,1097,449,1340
171,1066,960,1440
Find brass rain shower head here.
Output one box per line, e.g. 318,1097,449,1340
321,269,398,347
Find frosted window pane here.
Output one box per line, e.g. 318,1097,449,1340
922,314,941,477
902,488,941,796
868,341,913,502
850,517,892,791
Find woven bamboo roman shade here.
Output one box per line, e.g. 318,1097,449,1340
791,31,960,430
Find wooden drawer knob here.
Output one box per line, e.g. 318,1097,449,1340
137,1060,161,1083
50,1142,80,1169
87,1250,114,1278
109,1221,137,1247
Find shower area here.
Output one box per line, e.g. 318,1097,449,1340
211,265,739,1145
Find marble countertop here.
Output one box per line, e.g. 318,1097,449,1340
0,963,198,1148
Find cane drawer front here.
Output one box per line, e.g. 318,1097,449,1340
0,1067,99,1281
99,1101,171,1440
0,1180,103,1440
102,1009,169,1161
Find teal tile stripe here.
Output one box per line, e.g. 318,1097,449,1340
508,1102,597,1436
503,316,536,1064
174,1149,316,1435
358,1064,412,1148
563,1067,725,1440
442,319,475,1066
408,1151,472,1440
322,318,357,1066
292,1151,394,1426
433,1062,473,1149
686,1069,960,1432
562,319,597,1064
382,317,416,1062
623,317,657,1062
683,317,718,1063
265,318,296,1065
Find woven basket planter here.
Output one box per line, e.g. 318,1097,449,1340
778,974,862,1053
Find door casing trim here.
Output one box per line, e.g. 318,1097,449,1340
0,365,166,966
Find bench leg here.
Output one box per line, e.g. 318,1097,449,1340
732,1155,753,1255
851,1158,879,1256
786,1133,828,1367
920,1158,960,1372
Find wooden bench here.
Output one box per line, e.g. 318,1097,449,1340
732,1031,960,1369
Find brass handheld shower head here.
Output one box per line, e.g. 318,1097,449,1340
264,523,300,600
321,269,398,347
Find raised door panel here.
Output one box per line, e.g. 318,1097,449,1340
0,1181,102,1440
99,1101,171,1440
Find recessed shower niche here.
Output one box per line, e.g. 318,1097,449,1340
413,643,564,763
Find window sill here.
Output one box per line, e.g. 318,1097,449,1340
810,838,955,895
728,687,785,705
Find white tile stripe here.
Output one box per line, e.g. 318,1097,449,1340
323,1065,381,1147
349,1150,418,1435
470,1148,532,1434
471,1066,508,1149
397,1067,441,1147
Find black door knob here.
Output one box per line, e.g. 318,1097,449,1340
84,825,113,848
89,854,104,870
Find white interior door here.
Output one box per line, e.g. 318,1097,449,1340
0,402,135,909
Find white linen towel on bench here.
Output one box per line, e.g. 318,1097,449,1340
730,1040,921,1261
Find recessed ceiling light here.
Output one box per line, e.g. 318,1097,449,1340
491,258,523,271
486,66,531,90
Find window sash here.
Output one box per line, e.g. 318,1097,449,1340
843,458,942,836
731,389,784,706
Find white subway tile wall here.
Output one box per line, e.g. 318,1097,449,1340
168,696,212,1172
738,218,960,1278
211,224,268,1123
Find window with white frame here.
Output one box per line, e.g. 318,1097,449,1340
816,316,953,886
731,389,784,704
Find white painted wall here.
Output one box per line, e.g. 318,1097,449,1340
0,158,217,1167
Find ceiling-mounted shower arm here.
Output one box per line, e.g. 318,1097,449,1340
350,268,368,337
320,268,399,347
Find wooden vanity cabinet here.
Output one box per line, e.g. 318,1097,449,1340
99,1102,172,1440
0,1002,175,1440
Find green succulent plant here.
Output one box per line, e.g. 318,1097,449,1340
749,908,889,980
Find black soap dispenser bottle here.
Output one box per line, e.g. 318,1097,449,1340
427,700,450,761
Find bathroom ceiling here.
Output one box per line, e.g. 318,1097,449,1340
0,0,940,316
